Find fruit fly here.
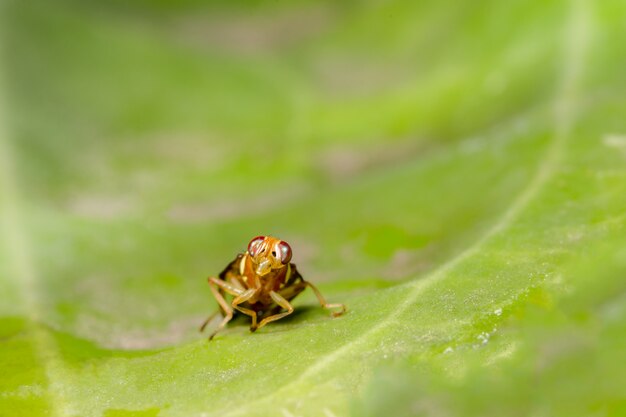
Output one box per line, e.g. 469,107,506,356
200,235,346,340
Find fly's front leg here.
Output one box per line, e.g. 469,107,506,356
231,288,259,332
305,280,346,317
204,277,244,340
255,291,294,331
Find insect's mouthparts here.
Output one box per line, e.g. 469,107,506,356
255,259,272,275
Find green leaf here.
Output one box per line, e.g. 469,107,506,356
1,0,625,416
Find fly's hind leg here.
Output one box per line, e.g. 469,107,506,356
304,280,346,317
203,277,244,340
199,310,220,332
255,291,294,331
199,281,235,332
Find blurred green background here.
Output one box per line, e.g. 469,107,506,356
1,0,625,416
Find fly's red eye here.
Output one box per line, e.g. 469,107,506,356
247,236,266,256
277,241,292,264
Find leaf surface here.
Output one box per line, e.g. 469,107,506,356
1,1,625,416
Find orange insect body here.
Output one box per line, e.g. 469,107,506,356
201,236,346,340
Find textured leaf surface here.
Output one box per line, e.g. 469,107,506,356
1,0,625,416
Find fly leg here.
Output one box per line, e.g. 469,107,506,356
199,310,219,332
199,278,240,331
255,291,294,331
204,277,244,340
230,288,259,332
304,280,346,317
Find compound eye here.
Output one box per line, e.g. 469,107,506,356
277,241,292,264
247,236,266,256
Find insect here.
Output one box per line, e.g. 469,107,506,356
200,235,346,340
